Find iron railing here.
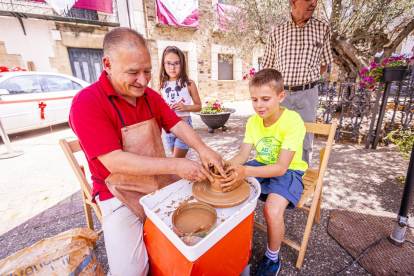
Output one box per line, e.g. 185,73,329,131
0,0,119,26
317,69,414,144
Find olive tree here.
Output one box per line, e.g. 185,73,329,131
215,0,414,82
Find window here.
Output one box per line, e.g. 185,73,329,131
258,57,263,70
0,75,43,94
73,82,83,90
182,51,189,74
43,75,76,92
218,54,233,80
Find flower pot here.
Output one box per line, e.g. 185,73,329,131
196,108,236,133
382,66,408,82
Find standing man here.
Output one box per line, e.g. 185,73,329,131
69,27,224,276
262,0,333,165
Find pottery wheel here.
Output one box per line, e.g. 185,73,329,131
192,181,250,208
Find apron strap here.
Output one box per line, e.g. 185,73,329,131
108,96,127,128
144,97,154,118
108,95,155,127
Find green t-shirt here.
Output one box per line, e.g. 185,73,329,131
243,107,308,172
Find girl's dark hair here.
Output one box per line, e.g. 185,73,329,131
159,46,190,89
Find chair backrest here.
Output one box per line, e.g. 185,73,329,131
59,139,94,203
304,121,337,182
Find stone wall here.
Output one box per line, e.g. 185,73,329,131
50,23,112,75
0,42,24,68
145,0,252,102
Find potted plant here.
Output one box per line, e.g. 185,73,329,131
196,100,235,133
360,55,413,88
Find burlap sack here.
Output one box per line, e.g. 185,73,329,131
0,228,104,276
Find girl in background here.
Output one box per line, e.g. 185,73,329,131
159,46,202,158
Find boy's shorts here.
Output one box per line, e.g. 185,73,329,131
245,160,305,209
163,117,193,150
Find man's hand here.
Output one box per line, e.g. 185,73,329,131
197,147,225,180
220,165,247,192
175,158,212,183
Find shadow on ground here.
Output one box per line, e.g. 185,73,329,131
1,113,412,275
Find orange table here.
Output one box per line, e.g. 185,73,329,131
143,212,254,276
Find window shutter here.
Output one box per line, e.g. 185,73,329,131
218,54,233,80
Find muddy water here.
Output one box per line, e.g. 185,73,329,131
175,208,216,234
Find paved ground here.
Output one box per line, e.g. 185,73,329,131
0,101,412,275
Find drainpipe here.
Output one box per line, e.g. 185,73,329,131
389,140,414,244
126,0,132,28
142,0,150,39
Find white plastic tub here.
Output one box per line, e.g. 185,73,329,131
140,177,261,262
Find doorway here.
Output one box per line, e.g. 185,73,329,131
68,48,103,83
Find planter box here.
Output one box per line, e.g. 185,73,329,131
195,108,236,133
382,66,408,82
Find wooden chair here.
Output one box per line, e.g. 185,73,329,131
254,121,338,269
59,139,103,248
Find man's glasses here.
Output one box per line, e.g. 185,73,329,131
163,61,181,68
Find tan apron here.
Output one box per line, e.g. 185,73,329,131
104,96,172,222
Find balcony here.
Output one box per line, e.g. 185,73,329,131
0,0,119,27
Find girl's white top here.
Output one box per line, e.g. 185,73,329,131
161,80,192,117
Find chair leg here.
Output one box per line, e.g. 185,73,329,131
295,218,313,269
82,190,97,249
314,194,322,224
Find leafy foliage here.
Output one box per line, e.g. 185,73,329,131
385,128,414,160
386,128,414,183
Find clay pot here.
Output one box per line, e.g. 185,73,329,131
209,166,232,193
210,170,224,192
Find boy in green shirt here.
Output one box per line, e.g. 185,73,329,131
222,69,308,276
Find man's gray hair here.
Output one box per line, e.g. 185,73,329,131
103,27,148,60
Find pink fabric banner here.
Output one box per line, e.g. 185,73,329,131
156,0,199,28
216,3,246,32
27,0,113,14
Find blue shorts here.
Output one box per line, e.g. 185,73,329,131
245,160,305,209
163,117,193,150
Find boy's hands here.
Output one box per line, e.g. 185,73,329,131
220,165,247,192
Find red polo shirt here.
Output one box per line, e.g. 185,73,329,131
69,71,181,202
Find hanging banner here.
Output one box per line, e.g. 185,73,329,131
156,0,199,28
216,3,246,32
27,0,113,14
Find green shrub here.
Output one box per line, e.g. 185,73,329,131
385,128,414,183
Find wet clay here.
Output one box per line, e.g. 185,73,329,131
192,180,250,208
174,208,216,234
209,163,231,193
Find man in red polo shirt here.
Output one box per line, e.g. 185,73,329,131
69,28,224,276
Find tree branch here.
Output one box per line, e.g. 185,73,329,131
379,18,414,63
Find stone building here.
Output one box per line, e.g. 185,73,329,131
0,0,146,83
0,0,257,102
144,0,258,102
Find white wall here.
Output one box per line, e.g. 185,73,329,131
211,44,242,81
0,17,57,72
401,38,414,55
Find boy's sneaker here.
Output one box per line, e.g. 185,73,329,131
256,255,281,276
